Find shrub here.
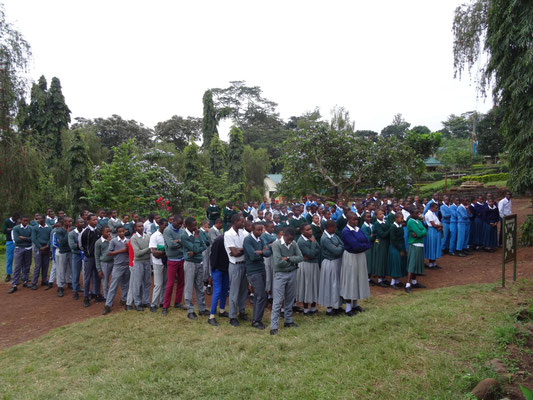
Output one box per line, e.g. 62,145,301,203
519,216,533,247
461,173,509,184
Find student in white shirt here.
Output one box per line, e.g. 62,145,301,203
149,218,168,312
498,191,512,246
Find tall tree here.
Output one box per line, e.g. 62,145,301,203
476,107,505,161
441,113,473,139
380,113,410,138
208,134,226,177
46,77,71,156
155,115,201,151
202,90,218,148
453,0,533,203
243,145,270,196
405,129,442,160
68,129,91,209
227,126,245,200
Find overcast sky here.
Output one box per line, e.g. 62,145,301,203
3,0,491,140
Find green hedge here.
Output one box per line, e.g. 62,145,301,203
461,173,509,184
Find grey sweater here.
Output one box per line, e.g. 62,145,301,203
108,237,130,266
130,233,151,262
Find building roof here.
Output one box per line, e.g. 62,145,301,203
265,174,282,184
424,157,442,167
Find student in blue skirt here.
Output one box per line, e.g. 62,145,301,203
439,196,452,254
472,195,485,250
424,202,442,269
448,197,463,257
456,198,471,256
482,198,499,252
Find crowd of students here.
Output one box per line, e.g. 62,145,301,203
3,190,513,335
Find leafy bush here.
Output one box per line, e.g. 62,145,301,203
461,173,509,184
519,216,533,247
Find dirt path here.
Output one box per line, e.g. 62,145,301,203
0,198,531,350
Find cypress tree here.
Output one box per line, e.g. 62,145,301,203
202,90,217,148
209,134,226,177
47,77,71,157
68,129,91,209
227,126,244,185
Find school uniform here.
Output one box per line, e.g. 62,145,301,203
224,227,248,319
48,227,58,286
311,222,322,242
498,197,512,245
261,231,277,295
423,198,438,215
199,228,211,283
296,235,320,304
143,219,157,235
54,227,71,291
482,204,499,249
97,217,109,230
406,218,427,275
305,212,319,224
388,222,407,279
467,203,475,247
95,237,113,299
386,211,396,225
68,228,83,295
210,235,230,314
79,226,102,300
402,209,411,251
361,222,374,275
270,238,303,330
318,232,344,309
3,217,16,278
449,204,458,254
31,224,52,287
335,213,347,237
105,236,130,308
107,218,123,238
45,216,57,228
149,230,167,309
130,232,152,307
472,202,485,248
278,212,289,224
456,204,470,252
424,210,442,261
439,203,451,251
180,228,207,314
10,224,33,288
371,219,390,277
123,221,134,238
244,233,271,324
207,204,221,227
288,215,306,241
340,225,371,300
163,225,185,309
223,207,237,232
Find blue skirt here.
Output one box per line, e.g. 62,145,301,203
472,217,484,246
424,226,442,260
403,226,409,251
482,222,498,248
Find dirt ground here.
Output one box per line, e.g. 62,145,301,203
0,198,531,350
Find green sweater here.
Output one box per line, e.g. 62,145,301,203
68,229,82,252
130,233,151,262
55,228,71,254
163,226,184,259
2,218,16,242
207,205,221,222
180,229,207,263
31,225,51,248
297,236,320,263
288,216,306,241
407,218,427,245
243,234,272,275
95,238,113,271
336,214,347,236
320,232,344,260
108,218,123,235
389,223,405,252
13,224,33,248
272,239,303,273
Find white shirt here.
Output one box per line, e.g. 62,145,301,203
250,207,258,220
425,210,441,226
364,222,373,231
402,209,411,220
280,236,292,250
346,224,359,232
143,220,157,234
149,230,165,265
224,227,246,263
498,197,512,218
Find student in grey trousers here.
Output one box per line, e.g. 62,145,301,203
130,222,152,311
8,216,33,294
95,226,113,300
149,219,168,312
103,227,131,314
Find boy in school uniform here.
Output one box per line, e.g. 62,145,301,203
243,222,272,329
31,214,52,290
3,212,19,283
47,220,60,290
181,217,209,319
8,216,33,293
122,214,134,238
270,227,303,335
207,234,230,326
162,215,186,315
79,214,103,307
498,191,512,246
223,202,237,232
199,220,212,295
68,218,85,299
278,205,289,224
261,221,277,303
95,226,113,300
97,210,109,230
207,198,221,227
149,218,168,312
130,222,152,311
54,217,72,297
209,218,223,244
45,210,57,228
107,210,123,238
103,226,131,314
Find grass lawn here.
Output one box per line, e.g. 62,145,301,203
1,279,531,399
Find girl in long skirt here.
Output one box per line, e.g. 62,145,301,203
340,212,372,316
423,202,442,269
318,220,345,316
405,207,428,293
482,198,499,252
371,210,390,287
387,212,407,289
297,224,320,316
361,212,375,286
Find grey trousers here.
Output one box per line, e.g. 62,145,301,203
32,248,50,286
49,259,56,284
202,249,210,282
184,261,206,313
105,264,130,307
12,247,32,286
264,256,273,294
101,261,113,299
228,262,248,319
126,264,136,306
247,271,267,323
270,270,297,330
151,262,166,307
133,261,151,306
55,252,71,288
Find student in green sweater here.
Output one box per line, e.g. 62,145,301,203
8,216,33,293
130,222,152,311
288,206,306,242
269,227,303,335
223,202,236,232
181,217,208,319
297,224,320,316
206,198,221,227
95,226,113,300
54,217,72,298
405,207,428,293
107,210,123,238
360,212,375,285
31,214,52,290
243,222,272,330
318,220,345,316
199,220,212,295
261,221,277,303
371,209,390,288
387,212,407,289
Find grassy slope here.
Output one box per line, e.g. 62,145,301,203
1,280,530,400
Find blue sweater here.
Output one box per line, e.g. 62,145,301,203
341,226,372,254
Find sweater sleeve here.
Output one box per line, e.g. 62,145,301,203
163,229,181,250
272,242,290,270
288,242,304,264
243,237,263,263
95,241,102,271
131,236,150,257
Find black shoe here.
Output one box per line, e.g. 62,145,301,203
379,281,389,288
270,329,278,335
22,281,30,288
135,305,144,312
405,286,412,293
208,318,219,326
4,274,11,282
411,283,426,289
457,252,467,257
8,286,17,294
229,318,239,327
205,285,212,296
353,306,365,313
187,312,198,320
174,303,187,310
41,281,48,286
238,312,250,321
198,310,210,316
68,283,73,289
73,292,79,300
31,284,38,290
120,300,126,306
252,321,266,330
83,297,90,307
150,306,157,313
162,308,168,316
368,279,378,286
464,249,473,255
218,311,229,318
102,306,111,315
345,310,356,317
125,305,133,311
142,303,150,308
45,283,53,290
91,293,97,299
303,312,312,317
391,284,401,290
292,306,304,313
326,310,337,317
284,322,298,328
57,287,64,297
94,294,105,303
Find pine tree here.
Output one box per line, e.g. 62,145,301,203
47,77,71,157
202,90,218,148
68,129,91,209
226,126,245,201
209,134,226,177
